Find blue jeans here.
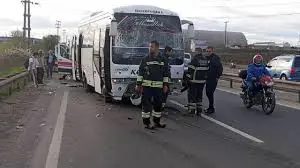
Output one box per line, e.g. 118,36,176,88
246,81,257,97
47,64,54,79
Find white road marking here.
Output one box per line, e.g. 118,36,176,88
45,91,69,168
169,100,264,144
217,88,300,110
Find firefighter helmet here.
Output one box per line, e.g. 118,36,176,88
130,91,142,106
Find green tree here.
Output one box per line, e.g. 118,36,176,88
10,30,24,48
42,35,60,51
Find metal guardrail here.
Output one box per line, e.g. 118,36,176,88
221,73,300,102
0,72,29,96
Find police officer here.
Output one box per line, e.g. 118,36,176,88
205,46,223,114
136,40,169,129
162,45,172,110
186,48,210,115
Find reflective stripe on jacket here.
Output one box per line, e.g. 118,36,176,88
136,53,169,88
186,54,210,84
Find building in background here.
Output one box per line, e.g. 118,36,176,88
248,42,292,50
183,29,248,51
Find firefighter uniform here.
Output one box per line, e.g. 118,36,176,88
136,53,169,127
186,54,210,114
162,55,171,108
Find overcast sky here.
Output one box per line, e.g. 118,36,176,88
1,0,300,45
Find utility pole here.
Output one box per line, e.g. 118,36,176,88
62,29,66,43
55,20,61,41
21,0,39,48
224,21,229,48
22,0,27,39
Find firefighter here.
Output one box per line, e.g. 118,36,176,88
136,40,169,129
186,48,210,115
162,45,172,110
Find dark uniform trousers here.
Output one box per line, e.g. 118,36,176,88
188,83,205,112
142,87,163,125
206,78,218,109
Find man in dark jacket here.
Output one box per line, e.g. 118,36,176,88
205,46,223,114
162,46,172,109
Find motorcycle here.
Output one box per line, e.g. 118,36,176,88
238,70,276,115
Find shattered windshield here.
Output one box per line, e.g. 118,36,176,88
112,13,184,65
114,13,183,49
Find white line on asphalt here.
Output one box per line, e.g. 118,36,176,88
45,91,69,168
169,100,264,144
217,88,300,110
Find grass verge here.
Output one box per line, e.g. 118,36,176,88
0,66,25,78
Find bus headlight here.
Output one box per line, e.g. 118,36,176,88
112,78,135,84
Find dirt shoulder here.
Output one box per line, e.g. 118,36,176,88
0,79,59,168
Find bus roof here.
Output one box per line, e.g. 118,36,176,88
113,5,179,16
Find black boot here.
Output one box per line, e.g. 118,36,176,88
205,107,215,114
143,118,154,129
196,107,202,116
153,117,166,128
144,125,155,130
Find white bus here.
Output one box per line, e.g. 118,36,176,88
71,5,194,104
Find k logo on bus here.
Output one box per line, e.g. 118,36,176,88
131,70,139,75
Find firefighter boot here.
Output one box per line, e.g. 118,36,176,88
196,107,202,116
153,117,166,128
143,118,154,130
196,102,203,116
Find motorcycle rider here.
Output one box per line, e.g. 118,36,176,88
246,54,271,100
162,46,172,110
186,48,210,115
136,40,169,130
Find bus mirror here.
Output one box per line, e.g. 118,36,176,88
110,19,118,37
187,24,194,39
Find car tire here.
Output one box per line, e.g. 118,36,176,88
280,74,287,80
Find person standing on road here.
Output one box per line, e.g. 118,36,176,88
205,46,223,114
162,45,172,110
28,52,38,88
45,50,57,79
185,48,210,115
36,50,45,84
136,40,169,130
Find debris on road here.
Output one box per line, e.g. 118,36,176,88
66,84,83,88
40,123,46,127
16,124,24,129
96,113,104,118
127,117,133,120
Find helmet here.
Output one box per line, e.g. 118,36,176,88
253,54,263,65
130,92,142,106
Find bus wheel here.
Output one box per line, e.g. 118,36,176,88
102,87,112,103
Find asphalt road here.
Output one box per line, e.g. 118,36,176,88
2,78,300,168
